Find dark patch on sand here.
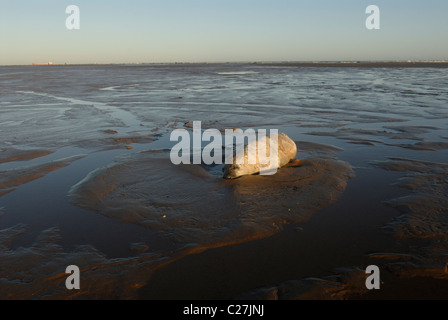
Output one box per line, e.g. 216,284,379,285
233,156,448,300
359,157,448,294
390,141,448,151
0,224,167,299
372,157,448,238
70,146,354,251
235,267,369,300
0,155,85,197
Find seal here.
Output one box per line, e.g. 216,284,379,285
223,132,297,179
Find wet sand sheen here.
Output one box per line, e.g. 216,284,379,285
138,165,406,299
0,155,85,197
1,64,448,299
0,138,356,299
69,142,354,255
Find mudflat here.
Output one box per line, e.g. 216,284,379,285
0,63,447,299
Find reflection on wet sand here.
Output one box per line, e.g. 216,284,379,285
0,63,447,299
236,156,448,300
0,137,355,299
69,142,354,256
0,224,168,299
0,155,84,197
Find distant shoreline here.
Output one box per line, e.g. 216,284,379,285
1,61,448,68
254,61,448,68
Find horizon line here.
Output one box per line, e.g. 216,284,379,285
2,59,448,67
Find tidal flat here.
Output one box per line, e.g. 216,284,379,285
0,63,447,299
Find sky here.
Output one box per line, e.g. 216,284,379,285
0,0,447,65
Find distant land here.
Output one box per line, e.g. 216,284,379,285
1,61,448,68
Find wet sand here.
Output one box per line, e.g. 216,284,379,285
0,155,84,197
0,63,448,299
0,148,53,164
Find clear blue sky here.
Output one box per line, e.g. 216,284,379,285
0,0,447,65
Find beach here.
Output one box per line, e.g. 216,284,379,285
0,63,447,299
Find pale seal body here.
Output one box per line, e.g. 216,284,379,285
223,132,297,179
